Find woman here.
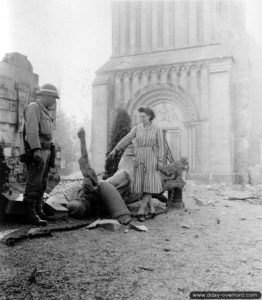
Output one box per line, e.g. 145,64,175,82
108,107,164,221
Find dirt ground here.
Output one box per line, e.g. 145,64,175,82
0,182,262,300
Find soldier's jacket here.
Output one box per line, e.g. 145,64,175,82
24,102,53,150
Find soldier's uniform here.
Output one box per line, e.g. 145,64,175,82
22,84,59,225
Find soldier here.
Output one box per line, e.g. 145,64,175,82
22,84,59,225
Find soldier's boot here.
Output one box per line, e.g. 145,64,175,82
25,202,47,226
36,198,55,221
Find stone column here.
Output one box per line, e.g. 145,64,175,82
199,64,209,120
119,2,127,55
151,1,158,50
149,69,158,85
163,1,170,49
189,65,200,117
186,123,194,171
160,68,167,84
129,2,136,54
111,2,118,56
169,1,175,48
199,121,210,176
188,0,197,46
141,71,149,89
202,0,211,44
92,74,109,172
170,67,178,87
131,71,140,96
140,1,148,52
179,66,187,91
209,60,233,182
123,73,130,105
135,2,141,53
233,76,250,184
174,1,185,48
114,74,121,108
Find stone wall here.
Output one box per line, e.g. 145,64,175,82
92,0,262,184
0,53,39,183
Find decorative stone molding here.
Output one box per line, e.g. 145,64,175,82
149,70,158,85
209,60,231,73
169,67,178,86
111,62,212,120
92,74,109,86
128,84,198,123
131,71,140,95
178,66,188,90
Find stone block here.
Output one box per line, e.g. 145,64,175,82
0,193,8,222
168,202,185,209
87,219,124,232
44,196,69,220
4,193,25,215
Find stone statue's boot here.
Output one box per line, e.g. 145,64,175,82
25,202,47,226
36,198,55,221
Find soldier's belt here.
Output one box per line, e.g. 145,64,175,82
40,141,52,150
39,134,52,142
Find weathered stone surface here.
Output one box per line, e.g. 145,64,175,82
92,1,262,184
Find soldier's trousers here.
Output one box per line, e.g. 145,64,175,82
23,150,51,204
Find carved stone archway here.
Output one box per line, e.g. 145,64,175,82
127,83,198,123
127,84,200,172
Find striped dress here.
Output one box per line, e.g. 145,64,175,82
115,123,164,194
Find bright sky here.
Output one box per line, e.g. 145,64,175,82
0,0,111,121
0,0,262,122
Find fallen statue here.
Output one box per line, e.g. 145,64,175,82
67,128,188,223
67,128,131,225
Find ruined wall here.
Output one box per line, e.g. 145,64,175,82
0,53,39,184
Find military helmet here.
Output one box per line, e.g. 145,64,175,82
36,83,60,99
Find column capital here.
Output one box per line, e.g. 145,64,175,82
209,60,232,73
93,74,109,86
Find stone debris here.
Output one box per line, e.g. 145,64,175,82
193,197,204,206
0,229,19,241
129,223,148,232
86,219,124,232
181,224,191,229
139,266,154,272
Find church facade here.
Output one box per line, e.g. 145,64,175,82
92,0,262,184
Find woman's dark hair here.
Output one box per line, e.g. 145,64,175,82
138,107,156,121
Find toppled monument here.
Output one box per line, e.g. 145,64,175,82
67,127,187,222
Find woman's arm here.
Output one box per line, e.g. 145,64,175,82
114,126,137,152
107,126,137,159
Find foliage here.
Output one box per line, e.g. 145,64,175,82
54,111,80,175
103,109,131,179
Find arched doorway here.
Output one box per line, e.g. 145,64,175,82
127,85,199,170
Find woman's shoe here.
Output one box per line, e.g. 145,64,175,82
137,214,146,222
